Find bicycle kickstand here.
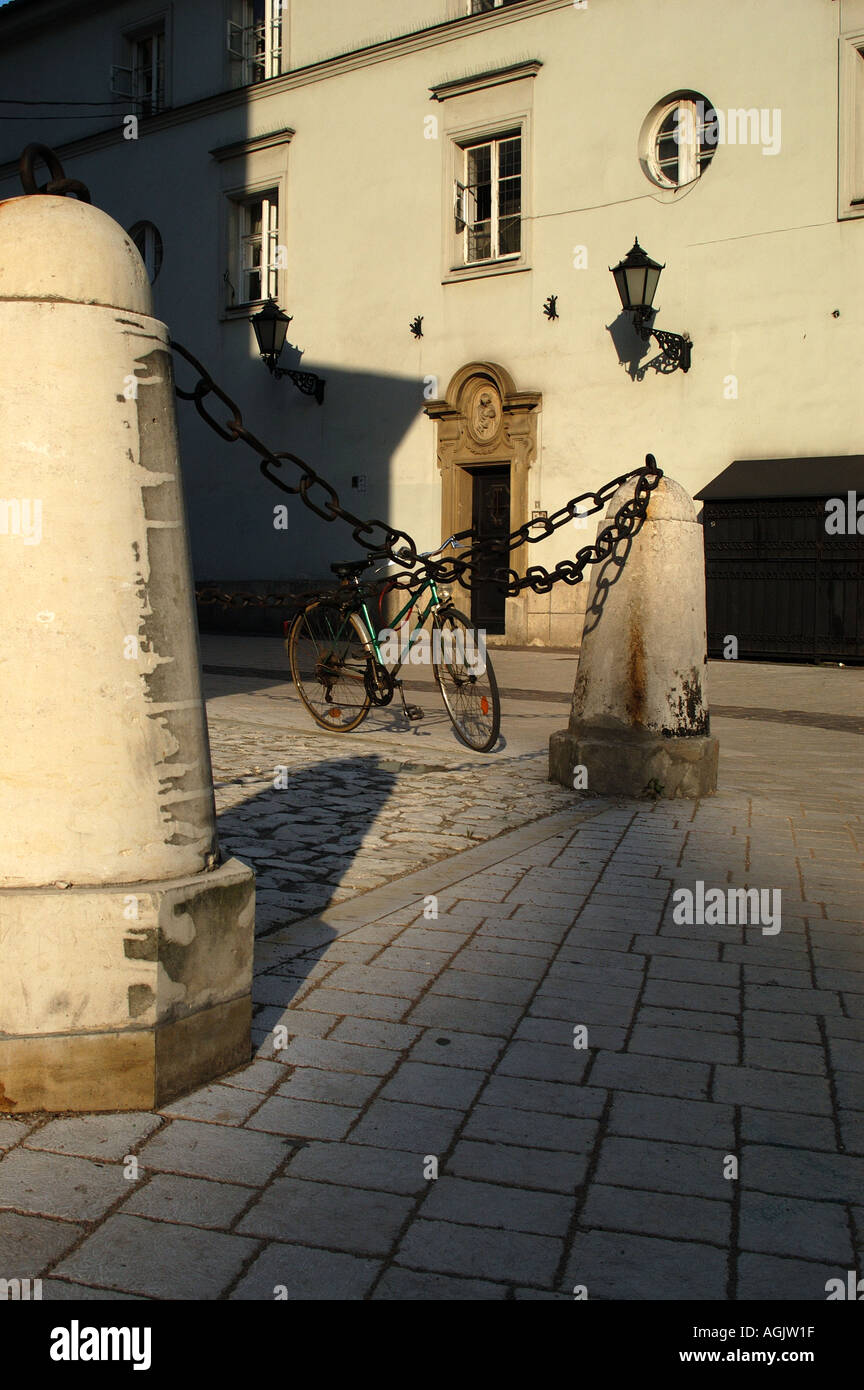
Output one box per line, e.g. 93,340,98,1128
395,679,424,723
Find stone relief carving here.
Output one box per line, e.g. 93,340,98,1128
466,381,503,445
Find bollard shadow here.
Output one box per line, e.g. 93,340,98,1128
214,753,398,1052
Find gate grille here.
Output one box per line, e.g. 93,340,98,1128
703,498,864,663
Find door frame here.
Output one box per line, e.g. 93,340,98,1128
425,362,540,638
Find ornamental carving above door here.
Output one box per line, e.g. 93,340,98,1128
423,364,541,642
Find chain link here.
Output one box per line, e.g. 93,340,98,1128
171,340,662,602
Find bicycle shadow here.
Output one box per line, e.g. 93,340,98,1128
369,697,509,754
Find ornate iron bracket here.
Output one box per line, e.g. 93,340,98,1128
630,307,692,373
648,328,692,374
267,363,326,403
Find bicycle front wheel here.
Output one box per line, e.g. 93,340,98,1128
432,607,501,753
287,600,372,732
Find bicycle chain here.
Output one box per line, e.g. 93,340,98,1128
171,340,662,603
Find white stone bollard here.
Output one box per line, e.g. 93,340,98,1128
0,191,255,1112
549,475,718,799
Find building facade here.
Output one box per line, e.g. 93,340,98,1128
0,0,862,656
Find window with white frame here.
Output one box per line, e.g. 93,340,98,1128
112,26,166,116
228,0,282,86
456,133,521,264
839,36,864,217
128,221,163,283
227,193,280,306
469,1,524,12
644,94,718,189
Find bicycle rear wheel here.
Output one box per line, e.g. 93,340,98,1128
287,600,372,732
432,607,501,753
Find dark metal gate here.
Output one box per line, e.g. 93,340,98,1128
703,497,864,663
470,464,510,634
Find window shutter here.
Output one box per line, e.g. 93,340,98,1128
265,197,280,298
226,20,245,60
110,65,133,99
454,180,478,230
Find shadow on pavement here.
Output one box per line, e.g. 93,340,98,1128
215,754,398,1050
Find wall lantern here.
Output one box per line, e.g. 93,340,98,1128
250,299,325,403
609,238,691,373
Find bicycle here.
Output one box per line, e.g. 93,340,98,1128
285,536,501,753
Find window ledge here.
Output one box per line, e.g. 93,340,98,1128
443,259,530,284
221,300,272,323
430,59,542,102
211,128,295,161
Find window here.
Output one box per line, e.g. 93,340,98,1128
228,193,279,306
228,0,282,86
643,94,718,189
111,26,167,116
128,221,163,283
456,133,521,264
839,35,864,218
469,1,524,12
133,31,165,116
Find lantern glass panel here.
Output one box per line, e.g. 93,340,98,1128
643,265,662,308
625,264,648,309
612,264,629,308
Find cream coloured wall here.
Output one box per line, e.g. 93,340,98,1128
289,0,451,69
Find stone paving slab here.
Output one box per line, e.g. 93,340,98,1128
230,1243,381,1300
53,1215,260,1299
120,1174,254,1230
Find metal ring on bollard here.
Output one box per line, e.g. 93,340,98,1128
19,144,91,203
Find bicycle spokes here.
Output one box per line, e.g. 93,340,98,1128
288,603,372,733
433,609,500,753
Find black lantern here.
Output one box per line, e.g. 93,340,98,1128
250,299,325,403
610,239,663,331
609,238,691,373
251,298,292,369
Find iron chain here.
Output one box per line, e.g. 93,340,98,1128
171,341,663,603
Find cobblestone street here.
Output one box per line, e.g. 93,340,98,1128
1,642,862,1300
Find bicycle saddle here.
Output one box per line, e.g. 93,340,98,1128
330,558,372,578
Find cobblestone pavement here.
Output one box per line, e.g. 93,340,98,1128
209,724,576,931
1,651,862,1301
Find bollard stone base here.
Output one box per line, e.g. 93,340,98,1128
0,857,255,1113
549,724,719,800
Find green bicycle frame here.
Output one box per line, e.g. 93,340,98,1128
354,574,444,673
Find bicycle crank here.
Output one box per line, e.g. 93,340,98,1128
364,661,395,707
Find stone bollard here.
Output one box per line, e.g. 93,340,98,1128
549,475,718,799
0,191,255,1112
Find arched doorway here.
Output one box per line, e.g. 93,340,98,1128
425,363,541,645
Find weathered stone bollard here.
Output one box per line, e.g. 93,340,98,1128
549,475,718,799
0,190,255,1112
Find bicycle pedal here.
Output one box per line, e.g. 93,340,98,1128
404,704,424,721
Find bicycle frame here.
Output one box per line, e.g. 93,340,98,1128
354,574,446,675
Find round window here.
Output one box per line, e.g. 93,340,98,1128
642,93,718,190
